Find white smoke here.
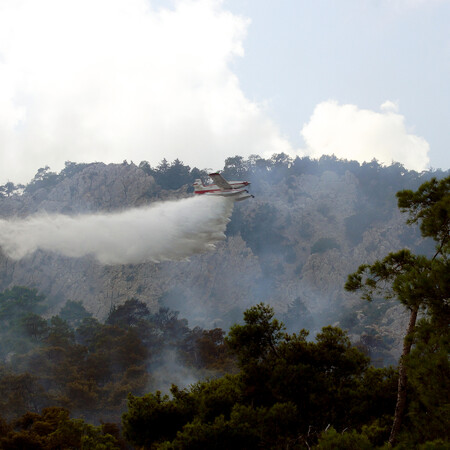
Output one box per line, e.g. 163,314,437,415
0,196,234,264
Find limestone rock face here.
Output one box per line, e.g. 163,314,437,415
158,235,262,328
0,161,430,361
0,162,159,216
0,163,166,317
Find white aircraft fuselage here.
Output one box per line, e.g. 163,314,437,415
193,173,253,202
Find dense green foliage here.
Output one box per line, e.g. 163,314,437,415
0,159,448,447
138,158,208,191
0,290,234,428
346,176,450,446
0,407,123,449
120,174,449,449
122,304,398,449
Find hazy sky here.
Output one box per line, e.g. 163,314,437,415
0,0,448,184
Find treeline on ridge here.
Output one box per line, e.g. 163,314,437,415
2,153,449,199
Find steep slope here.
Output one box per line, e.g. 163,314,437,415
0,157,445,363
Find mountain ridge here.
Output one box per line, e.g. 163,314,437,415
0,156,447,364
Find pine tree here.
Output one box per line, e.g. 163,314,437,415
345,176,450,445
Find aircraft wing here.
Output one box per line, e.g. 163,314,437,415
209,172,232,190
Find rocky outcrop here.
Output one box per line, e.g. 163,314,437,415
0,161,427,362
0,162,159,216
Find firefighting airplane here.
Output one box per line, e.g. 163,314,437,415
193,173,254,201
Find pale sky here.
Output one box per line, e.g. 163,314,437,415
0,0,449,184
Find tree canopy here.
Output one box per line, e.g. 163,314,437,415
346,176,450,445
122,304,397,449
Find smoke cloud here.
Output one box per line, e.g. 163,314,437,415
0,196,233,264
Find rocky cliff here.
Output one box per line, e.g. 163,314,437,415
0,159,442,364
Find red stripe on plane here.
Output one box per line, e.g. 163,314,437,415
194,189,223,194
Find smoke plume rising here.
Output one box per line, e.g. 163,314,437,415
0,196,234,264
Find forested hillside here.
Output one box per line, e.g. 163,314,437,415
0,158,448,448
0,155,446,363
